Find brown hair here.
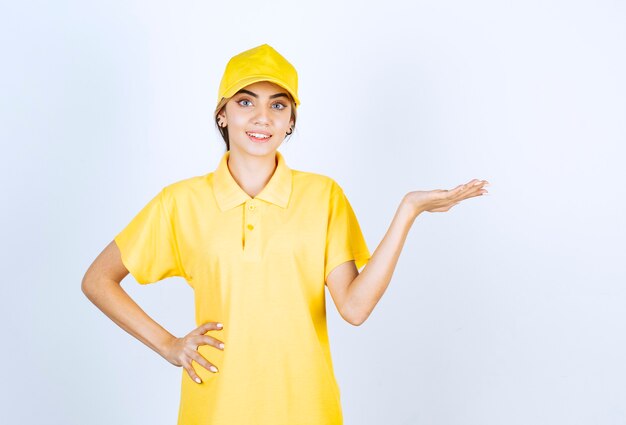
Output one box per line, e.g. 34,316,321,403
213,93,298,151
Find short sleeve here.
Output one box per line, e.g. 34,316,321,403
324,181,371,282
114,188,186,284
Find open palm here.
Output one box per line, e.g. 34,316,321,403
404,179,489,215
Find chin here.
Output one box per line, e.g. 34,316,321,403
233,140,282,156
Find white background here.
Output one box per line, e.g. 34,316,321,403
1,0,625,424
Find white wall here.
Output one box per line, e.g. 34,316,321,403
1,0,625,424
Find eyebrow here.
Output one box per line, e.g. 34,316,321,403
235,88,290,101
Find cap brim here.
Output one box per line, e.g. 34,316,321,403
221,75,300,107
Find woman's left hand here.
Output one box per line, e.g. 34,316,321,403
402,178,489,217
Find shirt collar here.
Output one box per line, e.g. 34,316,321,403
212,150,292,211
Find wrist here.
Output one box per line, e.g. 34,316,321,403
400,196,423,219
155,332,176,357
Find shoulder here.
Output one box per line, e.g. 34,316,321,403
288,168,351,209
290,168,343,195
158,173,212,205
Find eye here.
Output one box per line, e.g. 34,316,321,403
272,102,287,110
238,99,252,107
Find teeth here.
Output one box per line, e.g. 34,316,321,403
248,132,270,139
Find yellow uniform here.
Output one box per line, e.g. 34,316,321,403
114,150,371,424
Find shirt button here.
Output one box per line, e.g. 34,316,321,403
247,224,254,230
248,204,256,211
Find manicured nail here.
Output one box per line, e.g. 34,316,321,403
217,323,223,328
195,377,202,384
210,366,218,373
219,343,224,349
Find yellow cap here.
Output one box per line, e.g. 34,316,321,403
216,43,300,109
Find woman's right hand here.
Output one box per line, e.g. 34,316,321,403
162,321,225,384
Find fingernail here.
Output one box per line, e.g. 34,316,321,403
217,323,223,328
195,377,202,384
219,343,224,349
473,181,482,186
210,366,218,373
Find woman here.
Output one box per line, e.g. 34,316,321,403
82,43,489,425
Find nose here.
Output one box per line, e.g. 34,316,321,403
253,107,271,126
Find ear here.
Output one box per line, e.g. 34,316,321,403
217,111,227,127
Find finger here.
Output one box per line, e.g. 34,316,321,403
468,181,489,195
189,350,219,374
473,179,490,187
192,321,224,335
450,183,473,199
451,184,465,193
465,179,484,189
201,335,225,351
461,180,488,195
189,335,225,352
449,186,485,204
462,189,489,201
454,180,478,193
183,362,204,384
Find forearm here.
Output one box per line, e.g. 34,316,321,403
344,198,420,325
82,278,175,358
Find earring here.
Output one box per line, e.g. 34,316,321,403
286,127,293,135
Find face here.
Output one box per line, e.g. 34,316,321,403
218,81,294,157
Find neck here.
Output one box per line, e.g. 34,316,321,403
226,148,278,198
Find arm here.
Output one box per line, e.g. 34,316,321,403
326,199,416,326
81,240,176,358
82,239,226,384
327,179,489,326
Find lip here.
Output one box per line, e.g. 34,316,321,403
246,130,272,136
246,131,272,143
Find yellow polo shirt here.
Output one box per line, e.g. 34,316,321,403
114,150,371,425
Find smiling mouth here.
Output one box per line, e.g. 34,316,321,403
246,131,272,142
